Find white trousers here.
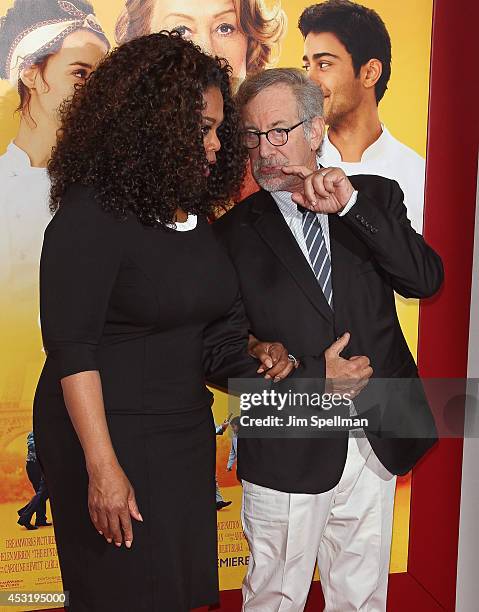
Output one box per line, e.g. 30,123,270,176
241,436,397,612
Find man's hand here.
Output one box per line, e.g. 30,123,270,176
281,166,354,213
220,418,229,432
325,332,373,397
248,335,299,382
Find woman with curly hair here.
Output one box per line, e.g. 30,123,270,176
33,31,294,611
115,0,287,84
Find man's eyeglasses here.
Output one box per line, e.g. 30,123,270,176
242,120,305,149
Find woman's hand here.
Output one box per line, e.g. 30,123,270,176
87,460,143,549
60,371,143,549
248,335,299,382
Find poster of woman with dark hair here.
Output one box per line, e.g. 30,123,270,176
0,0,108,306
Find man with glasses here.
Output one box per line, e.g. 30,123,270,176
214,68,442,611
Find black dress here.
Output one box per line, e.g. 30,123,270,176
33,184,256,612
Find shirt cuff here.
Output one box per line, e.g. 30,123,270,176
338,190,358,217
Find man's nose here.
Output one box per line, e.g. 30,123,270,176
258,134,277,158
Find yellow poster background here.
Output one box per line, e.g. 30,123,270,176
0,0,433,605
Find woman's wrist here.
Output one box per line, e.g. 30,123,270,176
86,452,119,476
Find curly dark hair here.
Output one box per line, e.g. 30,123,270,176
48,31,248,227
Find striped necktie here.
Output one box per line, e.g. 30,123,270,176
300,208,333,309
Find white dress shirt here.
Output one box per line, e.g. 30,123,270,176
271,187,357,272
319,125,425,234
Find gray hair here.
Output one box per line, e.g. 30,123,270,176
235,68,324,139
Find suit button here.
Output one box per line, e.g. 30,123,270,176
370,227,378,234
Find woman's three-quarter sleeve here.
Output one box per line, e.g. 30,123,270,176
40,184,123,379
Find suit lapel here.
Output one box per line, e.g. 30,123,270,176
250,191,334,324
328,214,353,322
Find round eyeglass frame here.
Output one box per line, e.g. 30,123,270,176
242,120,305,149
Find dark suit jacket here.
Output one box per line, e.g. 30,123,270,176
213,174,443,494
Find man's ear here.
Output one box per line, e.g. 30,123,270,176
362,58,382,91
19,64,41,90
309,115,325,153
